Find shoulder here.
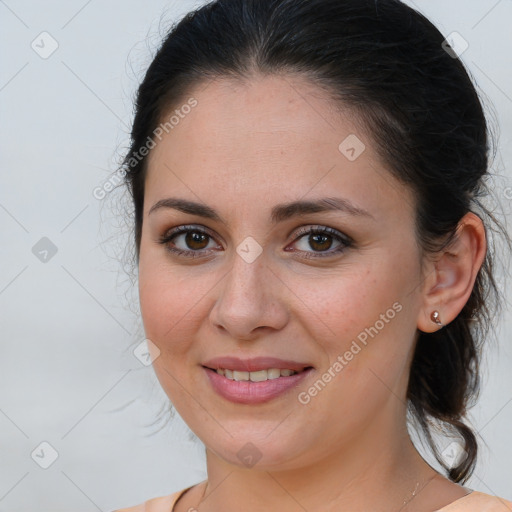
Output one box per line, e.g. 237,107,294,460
439,491,512,511
466,491,512,510
112,488,186,512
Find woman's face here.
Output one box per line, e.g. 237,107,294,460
138,74,426,470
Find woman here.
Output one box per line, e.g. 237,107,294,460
114,0,511,510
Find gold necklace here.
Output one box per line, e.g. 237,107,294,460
402,474,439,509
402,481,421,507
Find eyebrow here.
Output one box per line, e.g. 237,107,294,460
148,196,374,223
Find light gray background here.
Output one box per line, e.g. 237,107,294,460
0,1,511,510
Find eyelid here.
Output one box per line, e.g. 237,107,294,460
291,224,353,243
162,224,214,238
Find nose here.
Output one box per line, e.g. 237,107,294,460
208,250,290,341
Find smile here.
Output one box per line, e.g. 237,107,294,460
203,364,313,404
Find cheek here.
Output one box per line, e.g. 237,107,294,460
137,258,208,404
138,253,217,357
296,262,415,387
293,266,395,347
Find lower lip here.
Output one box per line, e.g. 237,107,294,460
203,367,313,404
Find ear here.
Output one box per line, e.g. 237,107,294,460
417,212,487,333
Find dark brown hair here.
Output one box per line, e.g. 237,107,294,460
121,0,510,483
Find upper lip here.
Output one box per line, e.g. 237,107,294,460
202,356,312,372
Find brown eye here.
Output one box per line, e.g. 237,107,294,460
159,225,220,258
183,231,210,250
290,226,353,259
158,224,352,260
308,233,334,251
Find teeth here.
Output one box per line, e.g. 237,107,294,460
250,370,269,382
233,370,249,381
216,368,299,381
267,368,281,379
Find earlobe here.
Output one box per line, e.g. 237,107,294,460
417,212,487,334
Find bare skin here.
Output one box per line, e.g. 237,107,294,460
136,74,486,512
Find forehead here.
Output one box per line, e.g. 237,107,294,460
153,74,355,154
144,74,412,221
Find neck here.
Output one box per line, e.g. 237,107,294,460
198,410,436,512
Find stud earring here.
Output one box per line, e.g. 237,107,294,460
430,310,444,327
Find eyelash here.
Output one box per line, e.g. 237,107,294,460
158,224,353,260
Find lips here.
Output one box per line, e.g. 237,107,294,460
202,356,314,404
